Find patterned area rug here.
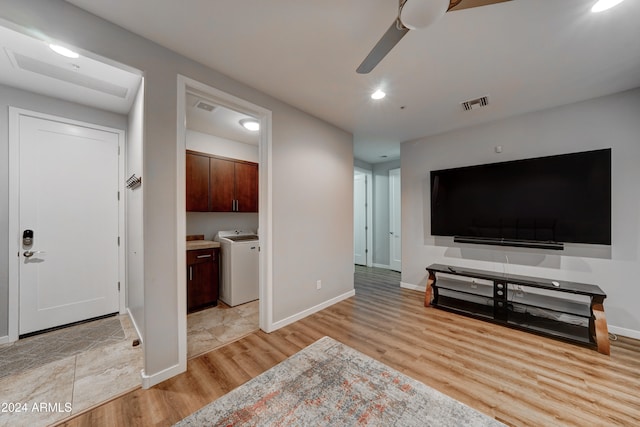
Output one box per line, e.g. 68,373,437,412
175,337,505,426
0,315,125,379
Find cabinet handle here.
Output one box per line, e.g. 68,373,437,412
189,266,193,281
196,254,212,259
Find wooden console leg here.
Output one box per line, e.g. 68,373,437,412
592,300,610,355
424,271,435,307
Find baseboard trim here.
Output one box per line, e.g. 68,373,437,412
400,282,425,292
126,308,144,345
372,263,391,269
0,335,9,345
140,362,185,389
609,325,640,340
270,289,356,331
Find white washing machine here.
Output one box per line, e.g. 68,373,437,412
214,230,259,307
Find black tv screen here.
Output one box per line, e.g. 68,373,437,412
430,149,611,246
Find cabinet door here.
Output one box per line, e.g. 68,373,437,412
235,162,259,212
210,157,236,212
186,153,210,212
187,249,218,312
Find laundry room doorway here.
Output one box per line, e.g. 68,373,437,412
176,76,273,365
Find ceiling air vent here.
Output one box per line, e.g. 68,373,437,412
461,95,489,111
194,100,217,112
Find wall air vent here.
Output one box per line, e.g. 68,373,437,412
461,95,489,111
194,100,217,112
7,50,128,98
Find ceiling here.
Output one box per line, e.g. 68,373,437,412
12,1,640,163
0,24,142,114
186,92,260,145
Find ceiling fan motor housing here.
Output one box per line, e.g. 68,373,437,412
400,0,450,30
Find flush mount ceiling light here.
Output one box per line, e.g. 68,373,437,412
49,44,80,58
371,89,386,100
240,118,260,131
591,0,625,12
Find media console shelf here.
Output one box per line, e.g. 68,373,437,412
425,263,609,355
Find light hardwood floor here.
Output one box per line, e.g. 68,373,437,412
59,266,640,426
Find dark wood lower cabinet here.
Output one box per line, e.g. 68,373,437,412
187,248,219,313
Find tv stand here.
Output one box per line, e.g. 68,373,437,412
425,264,609,355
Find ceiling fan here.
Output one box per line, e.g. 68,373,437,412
356,0,511,74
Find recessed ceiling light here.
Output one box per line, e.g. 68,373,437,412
371,89,386,100
49,44,80,59
591,0,625,12
240,118,260,132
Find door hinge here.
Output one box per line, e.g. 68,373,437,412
117,236,120,246
117,191,120,201
118,282,121,291
118,146,121,155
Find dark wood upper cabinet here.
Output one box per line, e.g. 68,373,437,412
209,157,236,212
235,161,259,212
186,150,258,213
186,152,209,212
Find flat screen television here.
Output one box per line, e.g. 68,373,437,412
430,148,611,249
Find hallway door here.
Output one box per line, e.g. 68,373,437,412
354,173,367,266
389,168,401,272
17,113,120,335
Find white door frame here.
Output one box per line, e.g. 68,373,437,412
8,107,126,343
176,75,273,374
354,167,373,267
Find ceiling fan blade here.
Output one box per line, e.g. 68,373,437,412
448,0,511,12
356,20,409,74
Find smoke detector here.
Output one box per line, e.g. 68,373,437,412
194,100,217,112
461,95,489,111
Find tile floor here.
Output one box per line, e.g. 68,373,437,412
0,300,259,427
0,316,126,380
0,315,143,427
187,300,259,359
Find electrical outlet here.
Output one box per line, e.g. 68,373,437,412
316,280,322,290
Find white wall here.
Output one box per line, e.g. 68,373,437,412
401,88,640,337
185,129,259,239
1,0,353,382
0,83,127,340
126,81,145,340
186,129,258,163
272,110,354,322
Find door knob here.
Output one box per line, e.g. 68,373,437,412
24,250,46,258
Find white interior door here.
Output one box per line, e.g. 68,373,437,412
18,115,120,335
389,168,401,272
354,173,367,266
